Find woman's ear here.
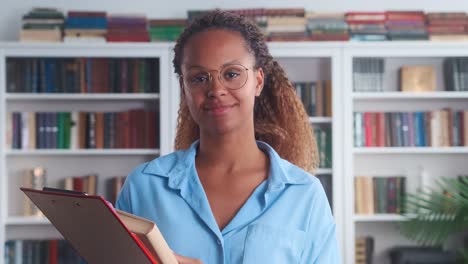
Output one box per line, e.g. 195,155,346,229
255,67,264,96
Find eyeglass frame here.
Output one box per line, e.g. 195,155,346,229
180,63,251,91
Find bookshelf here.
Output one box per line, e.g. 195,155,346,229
0,42,176,262
2,41,468,264
343,42,468,264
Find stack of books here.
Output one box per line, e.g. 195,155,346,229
427,12,468,41
346,12,387,41
386,11,428,40
64,11,107,43
20,8,64,42
106,14,149,42
149,19,186,41
306,12,349,41
264,8,307,41
226,8,268,30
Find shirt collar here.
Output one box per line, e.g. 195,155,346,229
142,140,313,191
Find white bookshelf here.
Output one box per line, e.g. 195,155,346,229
0,43,176,262
2,41,468,264
353,147,468,154
352,91,468,100
6,217,50,226
309,116,333,123
343,43,468,264
353,214,407,222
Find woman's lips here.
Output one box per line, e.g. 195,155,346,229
205,104,234,116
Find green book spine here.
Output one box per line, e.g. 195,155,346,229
64,112,71,149
325,126,332,168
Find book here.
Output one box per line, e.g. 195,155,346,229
116,210,178,264
20,187,177,264
23,167,47,216
399,65,436,92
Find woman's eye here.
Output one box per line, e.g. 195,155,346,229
225,71,240,79
190,75,209,83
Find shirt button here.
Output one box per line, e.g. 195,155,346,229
217,239,221,245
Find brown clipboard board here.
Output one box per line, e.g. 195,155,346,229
20,187,158,264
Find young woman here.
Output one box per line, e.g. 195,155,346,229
116,10,340,264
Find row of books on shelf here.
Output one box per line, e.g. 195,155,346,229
20,8,468,43
22,166,127,217
4,239,84,264
353,110,468,148
6,58,159,94
7,110,159,150
313,126,332,168
353,58,468,92
21,8,186,42
293,80,332,117
355,176,406,215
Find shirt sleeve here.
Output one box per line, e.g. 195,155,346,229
300,182,341,264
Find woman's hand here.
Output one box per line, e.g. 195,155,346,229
174,253,203,264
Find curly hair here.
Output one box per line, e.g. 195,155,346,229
172,10,319,173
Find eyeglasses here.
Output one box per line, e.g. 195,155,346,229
181,64,250,91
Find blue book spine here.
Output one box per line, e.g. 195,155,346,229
65,17,107,29
418,112,426,147
401,112,409,147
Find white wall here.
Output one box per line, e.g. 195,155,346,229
1,0,468,40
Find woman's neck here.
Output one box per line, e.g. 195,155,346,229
196,130,264,174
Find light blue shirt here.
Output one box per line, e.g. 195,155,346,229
116,140,340,264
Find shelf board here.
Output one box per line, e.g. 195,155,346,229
354,214,408,222
315,168,333,174
6,216,50,225
352,91,468,100
5,93,160,100
6,149,160,156
353,147,468,154
309,117,332,123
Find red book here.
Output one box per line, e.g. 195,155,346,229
146,111,158,148
73,177,83,192
48,240,58,264
364,112,374,147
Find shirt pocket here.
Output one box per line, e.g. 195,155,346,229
242,224,306,264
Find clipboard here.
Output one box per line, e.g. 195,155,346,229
20,187,158,264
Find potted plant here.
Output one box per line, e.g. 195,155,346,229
399,176,468,263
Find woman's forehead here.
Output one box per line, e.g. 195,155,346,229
182,29,254,69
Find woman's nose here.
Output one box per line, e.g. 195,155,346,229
206,72,227,98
